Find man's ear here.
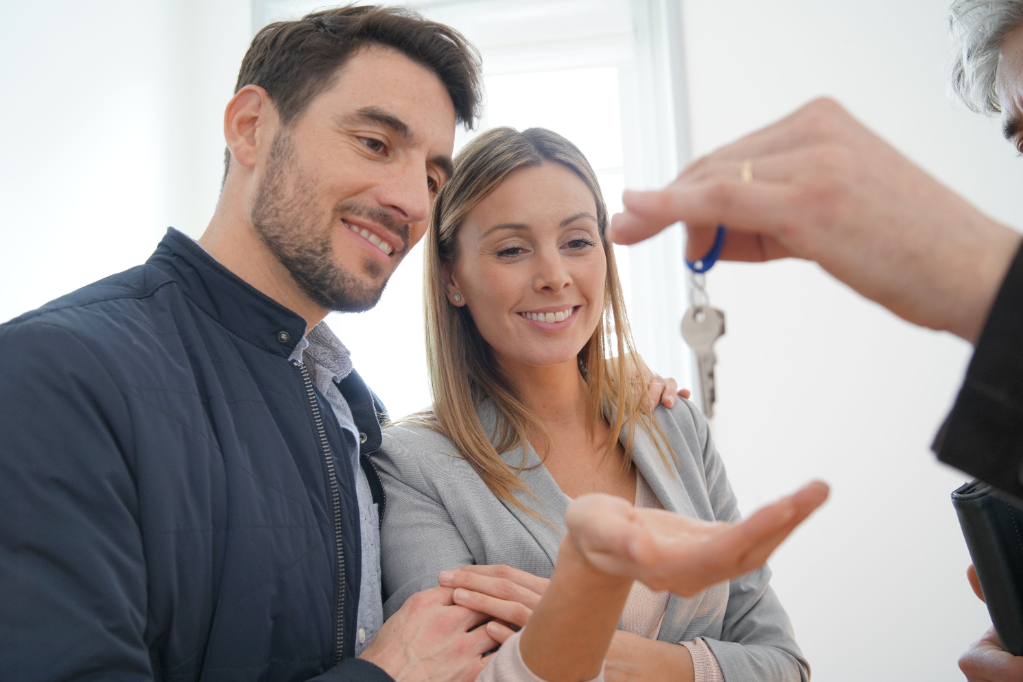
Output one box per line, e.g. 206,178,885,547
441,262,465,306
224,84,276,171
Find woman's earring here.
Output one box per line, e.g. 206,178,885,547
452,294,462,303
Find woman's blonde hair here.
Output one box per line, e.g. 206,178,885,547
411,127,671,513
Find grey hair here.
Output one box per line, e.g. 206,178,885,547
949,0,1023,113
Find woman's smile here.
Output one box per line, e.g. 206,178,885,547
516,304,581,329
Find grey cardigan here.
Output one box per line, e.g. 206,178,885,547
375,399,809,682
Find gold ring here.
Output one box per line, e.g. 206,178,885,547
740,159,754,183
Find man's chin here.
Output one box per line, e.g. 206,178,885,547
317,277,389,314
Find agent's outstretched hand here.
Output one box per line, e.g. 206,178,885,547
564,480,829,596
610,98,1020,344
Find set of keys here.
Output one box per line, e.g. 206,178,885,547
680,226,727,418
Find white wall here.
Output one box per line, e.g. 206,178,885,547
0,0,250,324
678,1,1023,680
2,1,1020,679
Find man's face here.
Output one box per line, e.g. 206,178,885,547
252,45,457,313
996,22,1023,154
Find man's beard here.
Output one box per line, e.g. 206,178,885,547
250,129,409,313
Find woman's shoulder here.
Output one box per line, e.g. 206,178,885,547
650,397,710,456
378,419,471,483
381,420,458,460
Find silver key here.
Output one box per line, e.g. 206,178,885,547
680,306,725,418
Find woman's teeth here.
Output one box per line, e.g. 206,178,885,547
520,307,576,323
346,221,393,255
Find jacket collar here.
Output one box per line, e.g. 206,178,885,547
147,228,307,358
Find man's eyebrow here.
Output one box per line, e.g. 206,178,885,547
340,106,415,143
432,155,454,181
1003,115,1022,142
341,106,452,178
560,212,598,227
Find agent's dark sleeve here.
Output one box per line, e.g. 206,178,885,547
935,241,1023,502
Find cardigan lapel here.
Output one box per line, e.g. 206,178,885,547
624,415,709,644
478,401,567,573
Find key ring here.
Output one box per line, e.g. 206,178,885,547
685,225,727,273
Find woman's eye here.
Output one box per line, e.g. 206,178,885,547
565,238,596,250
496,246,526,258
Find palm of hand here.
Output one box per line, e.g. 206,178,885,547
565,481,828,597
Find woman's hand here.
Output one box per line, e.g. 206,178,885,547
564,480,829,596
437,564,549,642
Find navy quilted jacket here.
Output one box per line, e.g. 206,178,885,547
0,228,393,682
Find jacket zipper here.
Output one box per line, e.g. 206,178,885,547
365,455,387,524
294,361,345,666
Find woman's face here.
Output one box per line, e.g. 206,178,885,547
447,161,607,371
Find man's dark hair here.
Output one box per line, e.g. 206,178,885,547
223,4,483,181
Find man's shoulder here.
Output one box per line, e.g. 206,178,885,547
0,262,181,362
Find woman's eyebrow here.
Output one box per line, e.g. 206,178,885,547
481,222,528,239
560,212,598,227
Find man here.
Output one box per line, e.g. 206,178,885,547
0,7,498,681
609,1,1023,679
0,5,750,681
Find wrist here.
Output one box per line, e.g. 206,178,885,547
955,225,1022,344
557,533,633,593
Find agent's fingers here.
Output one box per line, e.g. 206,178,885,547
451,588,534,628
611,179,796,248
679,98,865,172
448,564,550,597
684,224,786,263
439,569,544,610
967,564,985,603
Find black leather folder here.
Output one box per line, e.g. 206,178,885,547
952,479,1023,656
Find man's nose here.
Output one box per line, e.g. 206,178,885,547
378,159,432,228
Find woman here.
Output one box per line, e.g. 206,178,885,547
375,127,826,681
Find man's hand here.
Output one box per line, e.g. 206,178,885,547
610,97,1021,344
358,586,498,682
563,480,829,596
958,564,1023,681
636,355,691,410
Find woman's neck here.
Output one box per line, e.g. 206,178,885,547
500,357,590,432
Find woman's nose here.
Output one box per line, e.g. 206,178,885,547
533,248,571,292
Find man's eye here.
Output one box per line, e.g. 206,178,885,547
362,138,386,153
428,176,439,193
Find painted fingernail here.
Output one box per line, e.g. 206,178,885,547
438,570,453,585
